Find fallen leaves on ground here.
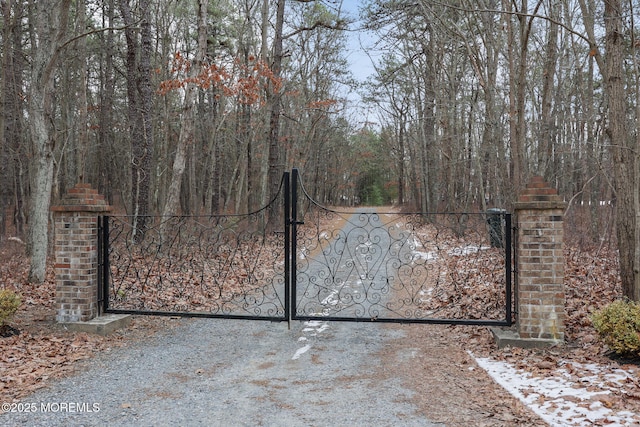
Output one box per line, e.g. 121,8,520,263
0,241,185,404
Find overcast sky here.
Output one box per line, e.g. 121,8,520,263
340,0,377,82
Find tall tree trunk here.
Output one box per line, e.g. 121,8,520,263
161,0,208,226
204,93,222,215
538,0,559,178
0,0,12,237
514,2,529,190
138,0,155,222
397,116,405,205
97,0,116,201
266,0,285,223
421,38,436,212
474,4,500,208
2,0,26,238
260,0,269,61
577,0,604,243
504,0,542,198
505,0,520,193
119,0,154,240
27,0,72,283
75,0,88,183
604,0,640,300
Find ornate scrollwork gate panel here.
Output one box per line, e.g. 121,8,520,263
290,169,513,326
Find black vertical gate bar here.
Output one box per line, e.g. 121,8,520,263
97,216,104,315
283,171,291,327
290,168,300,320
512,214,519,323
101,215,110,313
504,213,513,326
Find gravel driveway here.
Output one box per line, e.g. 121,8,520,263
2,317,445,427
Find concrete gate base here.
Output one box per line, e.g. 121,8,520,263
60,314,132,336
491,327,563,349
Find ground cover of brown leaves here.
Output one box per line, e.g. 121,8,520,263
0,241,185,404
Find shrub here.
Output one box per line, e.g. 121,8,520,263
591,299,640,357
0,289,21,326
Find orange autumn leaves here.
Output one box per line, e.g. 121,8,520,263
158,52,282,105
158,52,336,110
157,52,279,106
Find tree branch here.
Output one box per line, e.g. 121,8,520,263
426,0,593,47
59,23,138,52
284,20,347,40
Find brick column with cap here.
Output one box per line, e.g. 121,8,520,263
514,176,566,342
51,183,111,323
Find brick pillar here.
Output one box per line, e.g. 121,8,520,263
51,184,111,323
514,176,566,342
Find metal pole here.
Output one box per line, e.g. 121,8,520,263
283,172,291,329
291,168,300,323
101,216,110,313
97,216,103,315
505,213,512,326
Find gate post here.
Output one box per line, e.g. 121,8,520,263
507,176,566,347
51,183,111,323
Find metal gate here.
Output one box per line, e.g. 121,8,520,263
100,169,513,326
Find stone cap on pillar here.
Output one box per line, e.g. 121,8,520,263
51,183,112,213
514,176,566,210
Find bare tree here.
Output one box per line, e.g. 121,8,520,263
96,0,117,202
1,0,27,239
266,0,286,223
161,0,209,224
27,0,72,283
538,0,560,179
603,0,639,300
119,0,155,241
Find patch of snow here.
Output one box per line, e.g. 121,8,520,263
418,288,434,297
303,321,330,335
472,353,640,426
302,320,325,333
293,321,330,360
292,344,311,360
449,245,491,256
413,250,438,261
315,323,329,333
321,290,339,306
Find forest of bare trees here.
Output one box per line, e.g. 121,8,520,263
0,0,639,299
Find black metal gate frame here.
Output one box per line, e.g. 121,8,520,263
99,169,513,327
